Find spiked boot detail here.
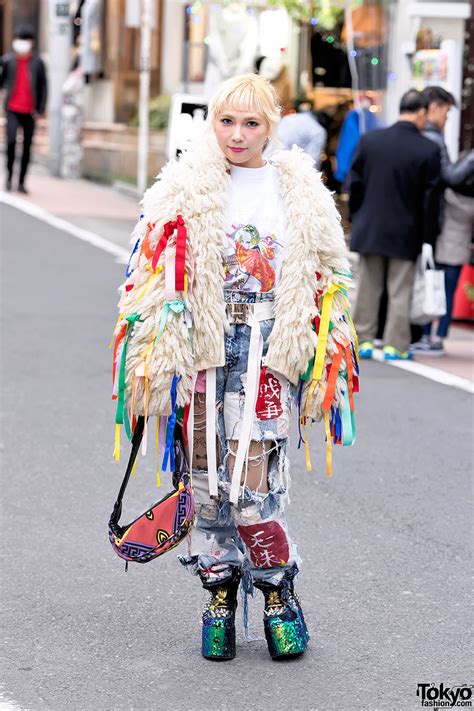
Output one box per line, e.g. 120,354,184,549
254,580,309,659
201,570,240,660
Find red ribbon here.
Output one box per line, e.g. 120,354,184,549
112,324,127,397
151,215,187,291
183,403,190,448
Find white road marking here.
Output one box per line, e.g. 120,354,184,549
0,689,27,710
0,192,130,263
372,348,474,394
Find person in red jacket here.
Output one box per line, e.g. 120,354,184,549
0,24,47,193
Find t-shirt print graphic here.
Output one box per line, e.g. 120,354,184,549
224,223,281,293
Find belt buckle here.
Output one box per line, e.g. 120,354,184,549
229,302,249,324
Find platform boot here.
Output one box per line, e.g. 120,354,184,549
254,579,309,659
200,569,241,660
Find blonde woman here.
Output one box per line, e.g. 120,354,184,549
113,74,357,661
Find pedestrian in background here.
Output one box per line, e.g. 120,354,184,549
410,85,474,355
349,89,441,360
277,99,327,169
0,24,47,194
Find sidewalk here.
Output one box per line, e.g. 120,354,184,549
1,162,138,248
1,161,472,385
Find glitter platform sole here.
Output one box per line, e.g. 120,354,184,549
201,617,236,660
264,607,309,659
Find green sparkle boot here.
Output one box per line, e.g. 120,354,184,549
255,580,309,659
201,571,240,661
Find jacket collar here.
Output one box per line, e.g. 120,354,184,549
423,121,441,134
394,120,420,132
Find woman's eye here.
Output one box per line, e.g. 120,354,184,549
221,118,232,125
247,121,259,127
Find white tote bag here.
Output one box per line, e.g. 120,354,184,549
410,243,447,325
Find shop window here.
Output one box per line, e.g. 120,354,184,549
183,2,209,84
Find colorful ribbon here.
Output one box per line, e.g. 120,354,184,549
161,376,179,473
155,300,185,344
151,215,187,291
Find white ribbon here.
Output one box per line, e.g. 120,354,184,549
187,373,197,488
203,301,274,503
206,367,218,498
229,303,273,504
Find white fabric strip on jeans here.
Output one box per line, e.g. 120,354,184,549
206,367,218,498
187,373,197,488
228,302,274,505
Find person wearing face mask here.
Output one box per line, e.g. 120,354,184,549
0,24,47,193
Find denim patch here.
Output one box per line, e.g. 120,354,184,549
179,317,300,585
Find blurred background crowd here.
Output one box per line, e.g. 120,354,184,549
1,0,473,351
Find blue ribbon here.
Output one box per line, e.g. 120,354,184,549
333,407,342,442
296,380,304,450
126,237,141,278
161,375,180,473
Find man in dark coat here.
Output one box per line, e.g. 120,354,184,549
0,24,47,193
349,89,441,359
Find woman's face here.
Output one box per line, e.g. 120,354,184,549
214,106,269,168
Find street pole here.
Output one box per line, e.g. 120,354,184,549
137,0,152,195
48,1,72,177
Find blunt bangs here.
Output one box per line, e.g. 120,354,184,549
207,73,282,144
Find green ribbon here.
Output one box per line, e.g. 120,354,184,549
115,313,141,428
155,300,185,345
341,383,356,446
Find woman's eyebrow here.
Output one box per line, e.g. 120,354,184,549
220,112,262,121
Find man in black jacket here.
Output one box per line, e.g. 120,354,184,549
349,89,441,360
0,24,47,193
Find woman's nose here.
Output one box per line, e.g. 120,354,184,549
231,126,243,141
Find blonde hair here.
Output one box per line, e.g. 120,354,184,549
207,73,282,145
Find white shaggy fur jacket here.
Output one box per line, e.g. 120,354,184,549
113,138,355,423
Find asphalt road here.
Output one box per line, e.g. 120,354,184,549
1,203,472,711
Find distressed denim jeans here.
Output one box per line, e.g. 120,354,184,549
178,317,300,587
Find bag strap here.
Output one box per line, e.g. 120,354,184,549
110,416,145,525
421,243,435,271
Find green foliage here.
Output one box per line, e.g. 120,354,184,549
129,95,171,130
267,0,350,25
267,0,319,21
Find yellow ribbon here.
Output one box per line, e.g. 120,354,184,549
109,312,124,348
113,423,121,462
135,267,163,302
305,284,342,418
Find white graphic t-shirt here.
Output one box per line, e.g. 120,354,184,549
223,162,287,293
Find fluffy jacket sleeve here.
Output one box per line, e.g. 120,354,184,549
112,158,196,422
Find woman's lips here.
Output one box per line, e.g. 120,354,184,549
229,147,246,153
